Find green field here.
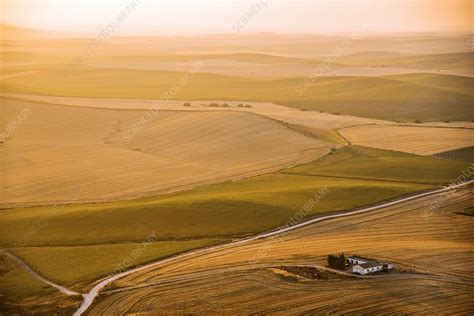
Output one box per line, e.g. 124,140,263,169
0,146,470,294
0,176,430,247
434,146,474,163
0,252,82,315
7,239,223,290
0,252,57,303
286,146,470,184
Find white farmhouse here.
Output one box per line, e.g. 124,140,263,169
352,261,383,275
348,255,394,275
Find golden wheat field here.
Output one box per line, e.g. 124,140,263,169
4,93,472,133
339,124,474,155
0,97,332,207
0,92,386,129
87,186,474,315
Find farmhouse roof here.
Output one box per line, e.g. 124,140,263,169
348,255,374,262
359,261,381,269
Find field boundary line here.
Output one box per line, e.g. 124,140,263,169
279,171,438,185
338,122,474,132
385,123,474,130
73,179,473,316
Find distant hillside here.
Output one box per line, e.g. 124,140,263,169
1,67,472,121
339,51,474,70
0,23,65,40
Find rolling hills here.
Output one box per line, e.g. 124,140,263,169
0,146,469,299
1,67,472,121
0,98,331,207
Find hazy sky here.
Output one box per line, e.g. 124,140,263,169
1,0,472,35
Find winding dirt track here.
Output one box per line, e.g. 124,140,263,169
0,249,80,296
74,181,473,315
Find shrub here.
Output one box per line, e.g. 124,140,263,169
300,108,308,111
444,120,450,123
183,102,191,107
209,103,220,107
414,119,422,124
238,104,244,107
331,112,341,116
221,103,230,107
244,104,252,108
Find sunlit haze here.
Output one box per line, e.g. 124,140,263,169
1,0,472,35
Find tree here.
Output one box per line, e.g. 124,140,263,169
338,253,346,269
327,254,337,268
327,253,346,269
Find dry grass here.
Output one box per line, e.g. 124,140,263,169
0,98,331,207
339,125,474,155
87,186,474,315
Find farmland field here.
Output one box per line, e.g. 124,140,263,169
7,239,224,290
2,34,474,122
339,125,474,155
87,185,474,315
0,146,470,301
1,68,473,121
0,252,81,315
0,97,332,207
0,92,387,129
1,10,474,315
435,146,474,163
285,146,471,184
